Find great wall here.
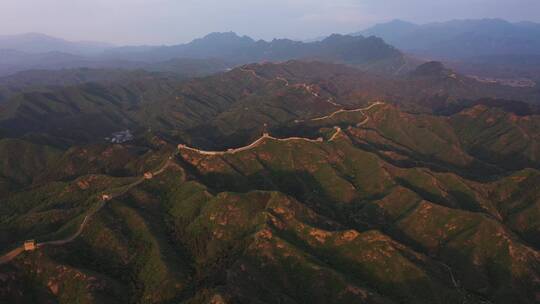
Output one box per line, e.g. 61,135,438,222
0,158,175,265
298,101,384,122
177,101,384,156
0,69,385,265
241,66,348,109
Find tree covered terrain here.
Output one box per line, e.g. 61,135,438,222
0,59,539,304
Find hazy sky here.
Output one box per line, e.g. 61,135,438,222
1,0,539,45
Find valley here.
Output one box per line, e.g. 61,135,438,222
0,149,176,265
0,18,540,303
0,61,539,303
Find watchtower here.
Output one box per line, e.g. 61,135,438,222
262,123,269,137
24,240,36,251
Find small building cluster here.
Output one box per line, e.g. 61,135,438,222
106,130,134,144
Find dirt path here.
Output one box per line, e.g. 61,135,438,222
239,67,264,80
325,97,341,107
356,116,370,127
276,77,289,86
242,68,340,110
394,61,408,76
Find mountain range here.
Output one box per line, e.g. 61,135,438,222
4,19,540,80
359,18,540,59
1,60,538,150
1,21,540,304
0,33,113,55
358,19,540,80
104,32,405,68
0,32,410,78
0,60,539,303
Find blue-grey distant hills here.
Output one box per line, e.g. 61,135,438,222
0,33,125,77
104,32,408,73
0,32,410,77
358,18,540,59
0,32,113,55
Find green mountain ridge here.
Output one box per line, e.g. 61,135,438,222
0,60,539,304
1,61,539,149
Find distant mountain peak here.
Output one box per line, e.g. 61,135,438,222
199,31,253,42
361,19,418,31
386,19,418,26
12,32,58,39
359,18,540,59
321,33,352,42
203,31,238,38
104,31,404,74
410,61,455,78
0,32,112,55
